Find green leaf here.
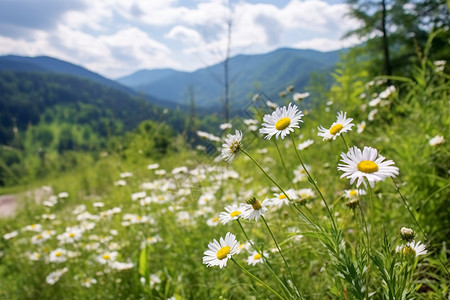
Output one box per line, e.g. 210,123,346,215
138,245,148,278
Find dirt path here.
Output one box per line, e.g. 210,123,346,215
0,194,18,218
0,187,53,218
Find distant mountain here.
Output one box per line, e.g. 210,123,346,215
117,48,342,113
117,68,180,87
0,55,134,94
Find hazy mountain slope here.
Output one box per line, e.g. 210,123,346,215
118,48,341,111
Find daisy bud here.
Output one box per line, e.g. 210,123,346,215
346,198,359,210
399,227,415,242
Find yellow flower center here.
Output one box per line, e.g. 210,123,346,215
275,117,291,130
279,193,287,199
55,252,62,257
253,253,262,260
403,246,416,256
357,161,379,173
213,217,219,222
103,254,111,260
229,141,240,153
37,235,42,240
69,233,75,238
329,124,343,135
230,211,241,217
349,190,357,196
217,246,231,260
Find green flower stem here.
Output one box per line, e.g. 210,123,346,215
236,219,294,299
240,148,315,228
231,257,287,300
290,134,337,231
261,216,303,299
340,134,350,152
392,178,450,275
358,201,371,299
273,139,292,181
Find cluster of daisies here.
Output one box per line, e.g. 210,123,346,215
205,101,422,270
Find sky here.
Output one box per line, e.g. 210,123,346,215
0,0,361,79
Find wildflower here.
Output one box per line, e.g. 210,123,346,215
270,189,296,208
343,189,367,199
96,251,118,264
93,202,105,208
260,103,303,140
293,92,309,101
345,198,359,209
242,197,270,221
147,163,159,170
73,205,86,215
338,146,399,188
49,248,67,263
80,277,97,288
220,123,232,130
23,224,42,232
318,111,354,141
247,251,268,266
434,60,446,72
396,241,427,258
3,230,18,240
297,188,315,204
58,192,69,199
368,109,378,121
297,139,314,151
155,169,167,176
146,235,162,244
206,217,220,227
202,232,240,268
120,172,133,178
221,130,242,162
293,164,310,183
46,267,68,285
399,227,415,242
429,135,445,147
149,274,161,288
31,233,49,245
28,252,41,261
43,195,58,207
356,121,366,134
114,180,127,186
111,261,134,271
379,85,396,99
198,193,216,206
219,204,246,224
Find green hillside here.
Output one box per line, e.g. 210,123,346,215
0,71,187,186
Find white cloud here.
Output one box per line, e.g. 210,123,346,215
165,26,203,44
0,0,361,77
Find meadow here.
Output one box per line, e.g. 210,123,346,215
1,39,449,300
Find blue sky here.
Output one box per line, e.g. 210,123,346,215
0,0,360,78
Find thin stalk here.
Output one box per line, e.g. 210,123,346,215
392,178,450,275
231,257,286,300
340,134,350,151
273,139,291,181
241,148,315,227
358,201,370,299
236,219,294,299
261,216,302,299
290,134,337,231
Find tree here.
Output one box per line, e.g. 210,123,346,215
344,0,449,77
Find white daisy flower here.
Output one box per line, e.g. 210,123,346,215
297,139,314,151
247,251,268,266
80,277,97,288
429,135,445,147
202,232,240,268
49,248,67,263
338,146,399,188
293,92,309,101
219,204,246,224
46,267,68,285
206,217,220,227
297,188,315,202
368,109,378,121
3,230,18,240
242,197,270,222
343,189,367,199
397,241,427,258
356,121,366,134
96,251,118,264
221,130,242,162
220,123,232,130
270,189,297,208
260,103,303,140
147,163,159,170
318,111,354,141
